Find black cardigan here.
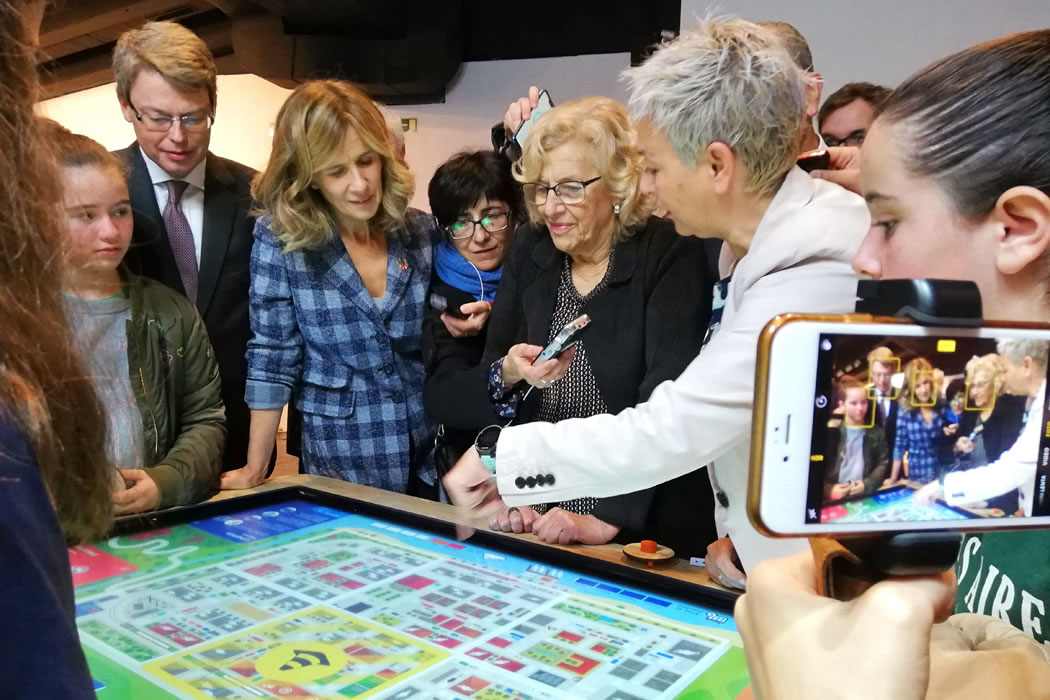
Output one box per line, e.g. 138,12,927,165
423,215,718,554
957,393,1027,462
422,275,490,456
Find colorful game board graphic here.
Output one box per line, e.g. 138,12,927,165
821,485,975,524
74,501,750,699
144,606,447,699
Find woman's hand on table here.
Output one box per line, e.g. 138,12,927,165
502,343,575,388
441,300,492,338
705,536,747,590
220,463,268,490
443,448,506,519
488,505,539,534
736,550,955,700
531,508,619,546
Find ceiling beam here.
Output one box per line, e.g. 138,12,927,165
40,0,211,48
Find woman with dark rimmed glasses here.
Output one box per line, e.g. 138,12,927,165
423,149,525,479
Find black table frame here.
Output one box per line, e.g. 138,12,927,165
113,485,739,612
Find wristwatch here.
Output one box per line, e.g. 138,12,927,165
475,425,502,475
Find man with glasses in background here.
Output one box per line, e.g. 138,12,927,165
113,21,266,477
818,81,892,148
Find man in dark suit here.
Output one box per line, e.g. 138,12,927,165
112,20,266,473
868,347,900,457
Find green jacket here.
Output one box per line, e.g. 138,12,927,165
825,424,890,497
126,275,225,507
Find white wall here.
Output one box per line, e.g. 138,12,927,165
38,52,632,212
681,0,1050,95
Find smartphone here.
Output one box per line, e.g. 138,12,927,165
796,148,831,173
513,89,554,150
428,292,470,320
533,314,590,365
749,314,1050,536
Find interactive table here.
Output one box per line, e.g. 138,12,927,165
820,483,985,524
71,476,750,699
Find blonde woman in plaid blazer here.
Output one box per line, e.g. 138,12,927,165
220,81,438,494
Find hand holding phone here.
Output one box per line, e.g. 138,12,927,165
532,314,590,365
502,343,576,388
796,148,831,173
429,292,470,320
511,89,554,151
503,86,542,139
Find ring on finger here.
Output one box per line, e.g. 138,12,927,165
507,506,520,515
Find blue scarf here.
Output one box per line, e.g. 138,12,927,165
434,240,502,303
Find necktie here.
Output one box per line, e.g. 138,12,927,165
163,180,198,303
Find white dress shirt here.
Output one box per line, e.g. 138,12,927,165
494,167,871,571
944,380,1046,516
140,148,207,267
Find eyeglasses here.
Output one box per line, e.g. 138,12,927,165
128,99,214,133
447,211,511,239
523,176,602,206
822,130,867,148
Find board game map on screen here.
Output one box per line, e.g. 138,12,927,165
70,495,750,699
820,484,980,524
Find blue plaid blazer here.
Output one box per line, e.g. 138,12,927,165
892,404,949,484
245,210,437,491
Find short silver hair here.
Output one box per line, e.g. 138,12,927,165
997,338,1049,369
623,17,806,195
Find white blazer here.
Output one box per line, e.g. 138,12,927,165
495,167,871,571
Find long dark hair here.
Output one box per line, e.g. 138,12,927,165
878,30,1050,219
0,1,112,543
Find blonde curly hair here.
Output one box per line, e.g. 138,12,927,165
965,353,1004,404
513,96,653,242
252,80,414,252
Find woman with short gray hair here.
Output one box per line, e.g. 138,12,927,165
445,17,870,589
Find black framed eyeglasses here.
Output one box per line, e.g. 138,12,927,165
446,211,511,239
127,99,214,133
523,176,602,206
822,129,867,148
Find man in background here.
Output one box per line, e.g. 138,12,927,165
760,21,823,154
819,82,892,147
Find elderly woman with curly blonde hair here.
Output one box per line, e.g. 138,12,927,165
952,353,1028,511
221,80,438,494
434,96,717,551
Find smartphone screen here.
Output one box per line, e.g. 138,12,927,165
751,317,1050,536
513,90,554,150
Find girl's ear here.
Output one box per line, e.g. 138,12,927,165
993,186,1050,275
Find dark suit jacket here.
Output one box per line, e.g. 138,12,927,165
873,390,899,456
427,216,718,555
116,144,258,471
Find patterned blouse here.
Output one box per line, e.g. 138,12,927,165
489,252,614,516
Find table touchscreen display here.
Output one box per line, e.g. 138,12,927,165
71,490,750,699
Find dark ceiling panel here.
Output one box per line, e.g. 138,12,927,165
38,0,681,101
40,0,212,47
